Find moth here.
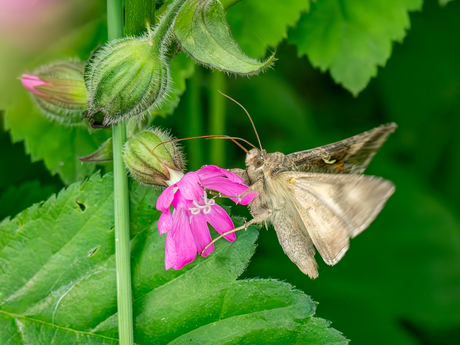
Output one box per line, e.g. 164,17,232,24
205,121,396,279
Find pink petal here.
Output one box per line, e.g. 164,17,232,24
200,176,249,197
197,165,245,184
165,208,197,270
20,74,48,96
206,204,236,242
158,212,173,235
190,213,214,257
171,189,193,210
156,185,175,212
176,172,203,202
164,229,178,270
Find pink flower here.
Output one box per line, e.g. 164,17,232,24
20,74,48,97
156,165,258,270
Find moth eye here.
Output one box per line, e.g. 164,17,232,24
254,160,263,168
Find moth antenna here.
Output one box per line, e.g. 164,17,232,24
153,134,253,154
218,91,263,151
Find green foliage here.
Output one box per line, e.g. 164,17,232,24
5,92,110,184
218,3,460,344
289,0,423,95
0,20,111,184
0,180,59,221
174,0,275,75
227,0,310,58
156,52,195,116
0,173,347,344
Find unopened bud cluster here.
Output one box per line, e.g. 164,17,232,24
123,128,185,187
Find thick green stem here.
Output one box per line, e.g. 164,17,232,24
124,0,156,36
186,66,204,171
209,71,226,167
108,1,134,344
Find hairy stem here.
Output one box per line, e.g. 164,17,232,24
209,71,226,167
108,0,134,344
151,0,188,47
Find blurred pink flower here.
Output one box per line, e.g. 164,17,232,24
156,165,257,270
20,74,48,96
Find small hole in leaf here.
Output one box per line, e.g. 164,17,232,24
76,201,86,212
87,245,100,257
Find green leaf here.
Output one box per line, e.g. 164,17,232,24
245,158,460,345
289,0,423,95
155,52,195,116
0,180,59,221
174,0,275,76
0,20,111,184
4,92,110,185
226,0,310,58
0,173,347,344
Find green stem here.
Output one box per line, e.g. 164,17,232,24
209,71,226,167
151,0,188,47
124,0,156,36
186,66,204,171
108,1,134,344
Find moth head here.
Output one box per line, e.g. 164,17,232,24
246,148,266,176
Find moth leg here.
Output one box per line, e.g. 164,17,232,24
200,210,272,255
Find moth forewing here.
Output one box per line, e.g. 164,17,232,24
287,123,397,174
286,172,395,266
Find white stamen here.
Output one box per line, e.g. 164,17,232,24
189,191,215,215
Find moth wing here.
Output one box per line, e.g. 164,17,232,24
285,171,395,265
271,206,319,279
287,123,397,174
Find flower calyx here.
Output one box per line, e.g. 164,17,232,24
20,60,88,126
123,128,185,186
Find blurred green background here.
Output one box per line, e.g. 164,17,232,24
1,0,459,344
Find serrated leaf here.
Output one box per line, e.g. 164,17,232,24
174,0,274,76
0,173,347,344
155,52,195,116
0,20,111,184
226,0,310,58
289,0,423,95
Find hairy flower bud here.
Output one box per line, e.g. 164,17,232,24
20,60,87,126
123,128,185,186
85,35,171,126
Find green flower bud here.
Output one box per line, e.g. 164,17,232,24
123,128,185,186
20,60,87,126
85,35,171,126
